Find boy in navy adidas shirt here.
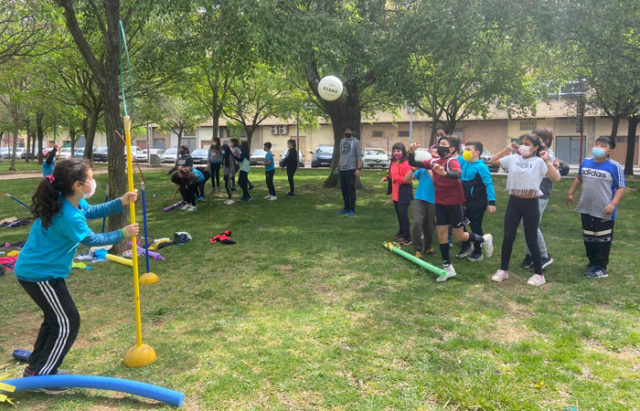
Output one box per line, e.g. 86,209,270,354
567,136,626,278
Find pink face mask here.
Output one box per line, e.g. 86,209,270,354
518,145,531,156
393,152,403,160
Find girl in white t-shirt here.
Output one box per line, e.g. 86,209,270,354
489,134,561,286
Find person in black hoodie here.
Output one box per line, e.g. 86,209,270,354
42,145,58,177
281,139,298,196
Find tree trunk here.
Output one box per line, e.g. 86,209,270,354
36,112,44,163
610,117,620,139
25,116,32,163
624,116,638,176
69,126,77,156
9,118,19,170
245,127,254,150
83,109,99,160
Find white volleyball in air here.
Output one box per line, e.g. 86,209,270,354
317,76,344,101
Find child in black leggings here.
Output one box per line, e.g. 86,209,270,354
489,134,561,286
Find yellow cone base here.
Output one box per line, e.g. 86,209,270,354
140,272,159,285
124,344,156,368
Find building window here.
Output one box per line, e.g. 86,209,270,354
398,130,410,137
372,130,383,138
520,119,537,130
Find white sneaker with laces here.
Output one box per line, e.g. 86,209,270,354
527,274,546,286
481,234,494,257
491,269,509,282
437,264,457,282
186,205,196,212
268,195,277,200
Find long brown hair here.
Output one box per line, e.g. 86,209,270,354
31,158,90,228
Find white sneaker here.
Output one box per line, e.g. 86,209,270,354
481,234,494,257
186,205,196,212
264,195,272,199
437,264,457,282
491,269,509,282
224,199,235,205
180,204,190,210
527,274,546,286
268,195,277,200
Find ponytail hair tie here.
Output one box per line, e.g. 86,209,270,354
46,175,55,183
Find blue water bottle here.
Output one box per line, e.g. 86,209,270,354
12,349,31,362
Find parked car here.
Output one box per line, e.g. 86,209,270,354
161,148,178,163
0,147,10,158
191,149,209,164
59,147,72,159
362,148,389,169
479,149,500,173
310,145,334,167
74,147,85,158
279,149,305,168
137,148,165,161
250,149,267,166
93,146,108,162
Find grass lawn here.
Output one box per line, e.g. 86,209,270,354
1,168,639,410
0,159,109,174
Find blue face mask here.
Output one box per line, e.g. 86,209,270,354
592,147,606,158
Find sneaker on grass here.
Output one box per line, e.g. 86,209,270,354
467,251,484,262
481,234,494,257
223,199,235,205
456,243,473,259
491,269,509,282
338,208,348,215
400,238,411,246
267,195,277,201
415,251,423,259
541,254,554,270
437,264,457,282
527,274,546,286
264,194,272,199
585,266,609,278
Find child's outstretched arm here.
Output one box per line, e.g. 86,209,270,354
81,223,139,247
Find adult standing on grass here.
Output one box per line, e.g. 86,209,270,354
518,128,558,270
15,159,138,392
282,139,298,196
489,134,561,286
335,126,362,217
208,137,223,192
567,136,626,279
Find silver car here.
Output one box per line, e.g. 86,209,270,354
362,148,389,168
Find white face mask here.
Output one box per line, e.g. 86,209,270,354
82,179,97,199
518,145,532,156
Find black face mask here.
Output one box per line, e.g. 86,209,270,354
437,146,451,158
344,133,352,138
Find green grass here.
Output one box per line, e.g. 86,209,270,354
0,159,109,174
1,169,639,410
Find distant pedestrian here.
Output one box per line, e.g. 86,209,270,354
335,126,362,217
263,142,276,200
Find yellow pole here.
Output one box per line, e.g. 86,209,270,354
123,116,156,368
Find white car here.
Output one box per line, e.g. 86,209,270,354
362,148,389,168
279,150,304,167
59,147,72,159
161,148,178,163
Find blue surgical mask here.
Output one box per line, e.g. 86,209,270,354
592,147,606,159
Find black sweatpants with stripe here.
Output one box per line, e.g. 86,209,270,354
18,278,80,375
581,213,615,269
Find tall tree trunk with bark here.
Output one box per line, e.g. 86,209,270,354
36,112,44,163
83,109,99,160
610,117,620,140
624,116,638,175
25,116,32,163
